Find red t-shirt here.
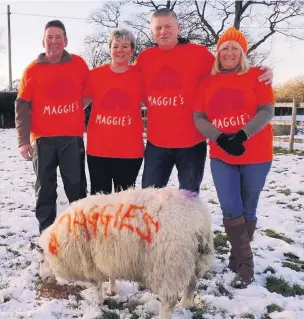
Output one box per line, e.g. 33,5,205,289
135,43,215,148
17,54,89,141
193,67,275,164
84,64,144,158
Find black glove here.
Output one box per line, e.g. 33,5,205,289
231,130,248,143
216,130,247,156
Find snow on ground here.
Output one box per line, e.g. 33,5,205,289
0,129,304,319
273,116,304,122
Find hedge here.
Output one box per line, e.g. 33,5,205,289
0,91,17,128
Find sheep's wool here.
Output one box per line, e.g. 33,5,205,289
39,187,214,318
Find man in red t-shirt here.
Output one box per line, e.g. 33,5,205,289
135,8,272,194
15,20,89,233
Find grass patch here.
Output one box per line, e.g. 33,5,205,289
266,276,304,297
282,261,304,272
273,147,304,156
241,314,255,319
95,311,120,319
201,185,208,191
287,203,303,211
208,199,218,204
277,188,291,196
282,253,304,270
264,229,294,244
266,303,283,313
215,282,233,299
266,194,275,198
263,266,276,274
263,303,284,318
6,247,21,257
296,191,304,196
191,304,210,319
213,231,229,254
103,299,124,310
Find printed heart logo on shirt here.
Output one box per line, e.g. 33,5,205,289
99,88,132,112
151,66,182,91
208,87,245,118
45,77,78,101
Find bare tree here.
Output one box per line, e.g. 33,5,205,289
85,0,304,66
275,75,304,102
83,39,110,69
83,1,129,67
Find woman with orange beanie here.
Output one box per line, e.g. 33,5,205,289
193,26,274,288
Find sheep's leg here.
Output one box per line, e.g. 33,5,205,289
159,298,176,319
106,278,117,296
96,281,104,304
176,275,197,309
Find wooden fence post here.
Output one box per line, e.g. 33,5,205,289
289,99,298,152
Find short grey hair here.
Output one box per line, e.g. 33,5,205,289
108,28,136,50
150,8,178,22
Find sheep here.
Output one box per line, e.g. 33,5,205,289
39,187,214,319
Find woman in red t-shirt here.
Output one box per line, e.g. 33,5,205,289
193,27,274,289
83,28,144,195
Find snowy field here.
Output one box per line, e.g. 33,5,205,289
0,129,304,319
273,115,304,122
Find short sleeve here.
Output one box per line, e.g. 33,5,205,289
194,45,215,79
201,48,215,78
17,68,33,101
133,52,143,71
192,79,208,112
254,68,275,105
77,56,90,87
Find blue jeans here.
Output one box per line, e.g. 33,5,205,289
210,158,272,220
142,141,207,193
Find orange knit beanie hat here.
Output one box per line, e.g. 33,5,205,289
217,26,248,54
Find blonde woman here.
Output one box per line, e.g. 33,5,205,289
193,27,275,289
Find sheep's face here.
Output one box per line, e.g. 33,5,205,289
38,247,56,282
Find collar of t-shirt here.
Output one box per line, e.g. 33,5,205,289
153,37,190,47
36,50,72,65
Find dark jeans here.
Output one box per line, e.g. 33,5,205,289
87,155,143,195
32,136,87,233
142,140,207,193
210,158,272,220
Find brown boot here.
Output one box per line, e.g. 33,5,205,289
227,248,239,273
245,219,257,242
227,219,257,272
223,217,254,289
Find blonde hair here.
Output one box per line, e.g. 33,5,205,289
108,28,136,50
211,40,250,76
